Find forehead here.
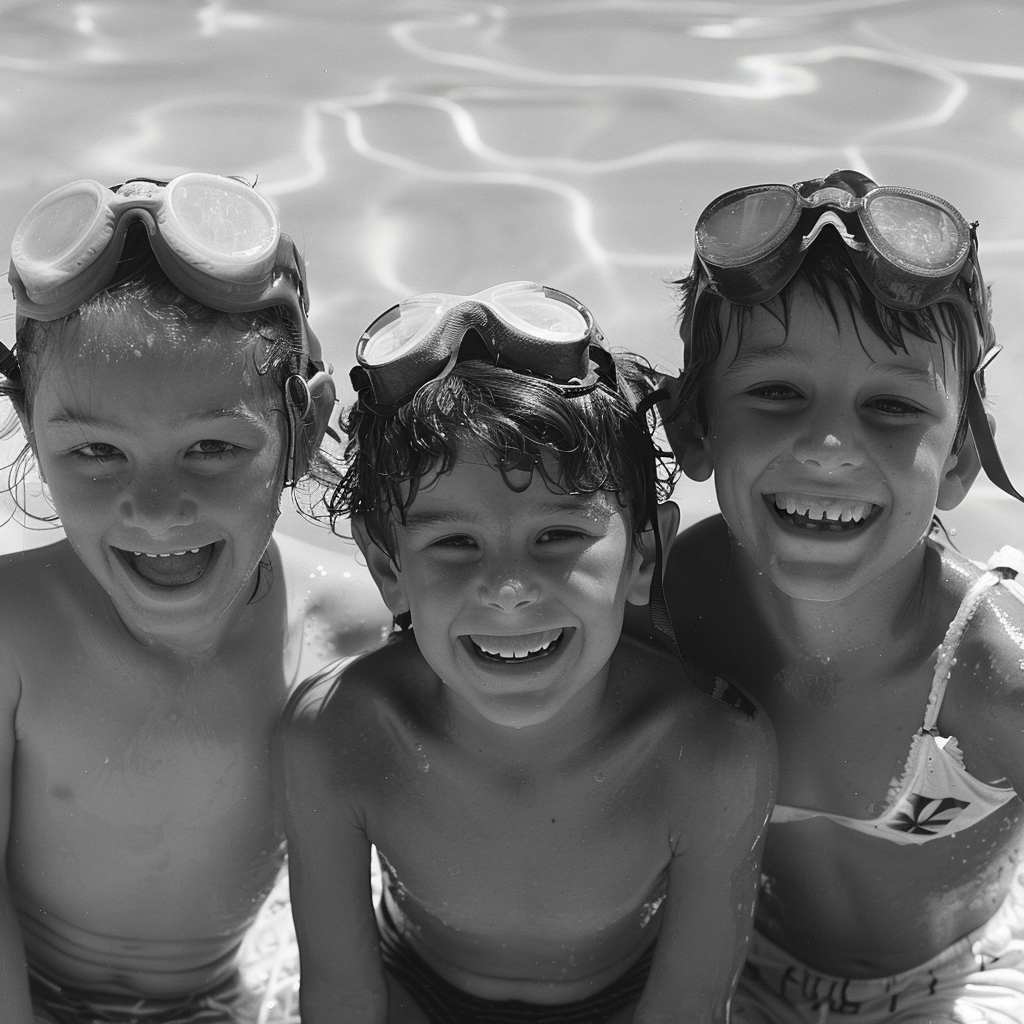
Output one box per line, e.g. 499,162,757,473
402,451,626,525
718,281,958,377
27,303,281,409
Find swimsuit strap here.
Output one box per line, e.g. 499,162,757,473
923,570,1003,732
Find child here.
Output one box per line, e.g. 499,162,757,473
663,169,1024,1022
0,173,390,1023
273,281,776,1023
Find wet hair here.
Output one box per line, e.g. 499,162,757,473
0,223,301,422
329,350,679,560
674,233,992,450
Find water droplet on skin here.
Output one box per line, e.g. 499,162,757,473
594,771,605,782
448,863,461,876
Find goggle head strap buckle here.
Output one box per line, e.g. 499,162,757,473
283,361,336,487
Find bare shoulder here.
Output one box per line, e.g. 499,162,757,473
936,543,1024,786
270,530,391,662
939,542,1024,685
611,635,776,823
0,540,92,639
277,633,430,789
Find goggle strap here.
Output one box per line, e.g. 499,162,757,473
0,341,19,381
966,374,1024,504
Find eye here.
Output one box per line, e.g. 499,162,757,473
745,382,802,402
71,442,123,462
537,527,588,544
187,439,238,458
865,396,924,417
430,534,478,550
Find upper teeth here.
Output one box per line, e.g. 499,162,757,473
132,549,202,557
471,629,563,660
773,494,874,523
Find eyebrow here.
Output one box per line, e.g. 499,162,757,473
44,407,264,430
725,347,945,390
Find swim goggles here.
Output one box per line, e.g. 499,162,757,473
6,172,323,372
689,170,1024,504
693,171,973,310
4,173,330,486
350,281,614,412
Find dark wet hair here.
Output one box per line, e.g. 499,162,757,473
329,352,679,560
674,234,990,450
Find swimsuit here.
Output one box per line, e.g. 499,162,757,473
29,962,258,1024
376,875,655,1024
771,547,1023,844
732,867,1024,1023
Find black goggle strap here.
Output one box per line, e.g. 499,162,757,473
955,230,1023,503
966,346,1024,504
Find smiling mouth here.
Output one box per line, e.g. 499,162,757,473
117,544,217,587
769,494,881,533
468,628,566,664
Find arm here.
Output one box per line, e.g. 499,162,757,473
0,643,32,1022
633,709,776,1024
272,680,389,1024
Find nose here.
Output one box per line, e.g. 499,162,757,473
119,467,199,532
792,411,864,472
483,575,539,613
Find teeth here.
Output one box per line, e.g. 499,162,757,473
773,494,873,524
471,628,563,661
132,548,202,557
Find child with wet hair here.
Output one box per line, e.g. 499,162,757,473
274,282,775,1023
0,173,390,1023
663,168,1024,1022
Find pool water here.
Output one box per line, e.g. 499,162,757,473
2,0,1023,557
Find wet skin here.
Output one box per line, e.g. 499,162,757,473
662,282,1024,976
276,453,775,1024
0,309,390,1017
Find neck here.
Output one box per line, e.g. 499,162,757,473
730,537,938,666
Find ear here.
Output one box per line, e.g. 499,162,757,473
351,516,410,616
936,416,987,511
659,381,713,483
284,368,338,485
626,500,681,607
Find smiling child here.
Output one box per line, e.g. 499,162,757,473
663,170,1024,1022
0,174,390,1023
274,282,775,1023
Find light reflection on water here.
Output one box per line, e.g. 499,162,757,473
1,0,1022,556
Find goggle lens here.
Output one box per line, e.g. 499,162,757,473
15,184,110,276
163,177,278,269
487,288,589,339
698,190,798,265
865,194,962,270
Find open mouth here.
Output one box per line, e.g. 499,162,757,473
468,628,566,664
117,544,217,587
768,494,881,533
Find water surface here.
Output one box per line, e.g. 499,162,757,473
2,0,1022,558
